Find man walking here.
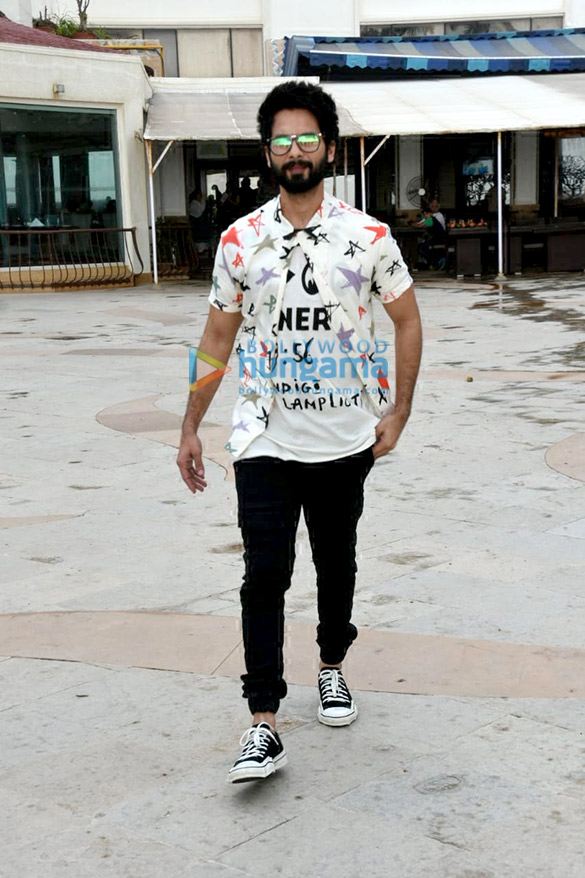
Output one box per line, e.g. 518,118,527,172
177,82,422,783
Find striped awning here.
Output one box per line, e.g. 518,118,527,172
283,30,585,77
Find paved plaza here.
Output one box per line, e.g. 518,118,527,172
1,272,585,877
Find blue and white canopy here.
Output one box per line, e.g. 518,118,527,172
283,30,585,77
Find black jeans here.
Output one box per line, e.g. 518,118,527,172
233,446,375,714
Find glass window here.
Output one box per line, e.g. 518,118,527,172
206,171,227,195
0,104,120,233
361,23,444,37
559,137,585,202
3,156,17,206
446,19,530,34
104,27,143,39
362,17,564,40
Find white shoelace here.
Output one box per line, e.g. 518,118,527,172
319,669,350,704
238,724,275,758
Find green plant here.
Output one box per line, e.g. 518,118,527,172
33,6,57,28
55,16,79,37
93,26,111,39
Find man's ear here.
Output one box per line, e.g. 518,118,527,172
327,141,336,163
264,145,271,168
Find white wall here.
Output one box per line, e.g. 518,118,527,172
41,0,577,34
565,0,585,26
3,0,32,25
0,44,153,273
44,0,356,33
44,0,262,28
359,0,564,24
262,0,357,38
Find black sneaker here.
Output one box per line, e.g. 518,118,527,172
227,722,287,784
317,668,358,726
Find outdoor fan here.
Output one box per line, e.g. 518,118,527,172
406,176,428,208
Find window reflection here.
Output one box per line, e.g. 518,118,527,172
0,104,120,231
559,137,585,204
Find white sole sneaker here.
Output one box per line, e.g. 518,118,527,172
228,751,288,784
318,704,358,727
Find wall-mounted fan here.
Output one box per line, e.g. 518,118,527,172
406,176,428,208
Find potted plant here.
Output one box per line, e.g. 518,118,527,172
33,7,58,32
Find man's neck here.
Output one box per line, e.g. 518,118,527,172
279,184,325,230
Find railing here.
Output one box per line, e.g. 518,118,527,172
154,221,215,278
0,227,144,290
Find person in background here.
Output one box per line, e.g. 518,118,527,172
238,176,257,215
218,181,240,228
430,198,446,231
411,206,447,269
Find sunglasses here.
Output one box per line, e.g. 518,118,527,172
267,132,323,156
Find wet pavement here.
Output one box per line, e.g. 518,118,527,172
1,272,585,877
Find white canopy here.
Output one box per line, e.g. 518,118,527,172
144,73,585,140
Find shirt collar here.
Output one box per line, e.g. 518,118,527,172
272,190,332,236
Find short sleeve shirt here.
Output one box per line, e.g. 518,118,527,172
208,192,412,460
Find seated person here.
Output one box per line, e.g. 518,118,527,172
411,207,447,269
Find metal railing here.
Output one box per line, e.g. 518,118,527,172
0,227,144,290
155,222,198,278
154,221,216,278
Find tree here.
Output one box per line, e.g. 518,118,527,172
76,0,90,31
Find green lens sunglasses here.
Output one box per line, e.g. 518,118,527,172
268,132,323,155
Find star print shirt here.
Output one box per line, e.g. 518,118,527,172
207,192,413,461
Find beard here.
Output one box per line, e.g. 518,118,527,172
270,153,331,194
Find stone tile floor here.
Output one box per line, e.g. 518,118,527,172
1,273,584,876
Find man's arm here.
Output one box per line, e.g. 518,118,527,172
177,306,242,493
373,284,422,459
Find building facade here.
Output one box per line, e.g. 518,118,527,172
0,22,152,287
3,0,585,282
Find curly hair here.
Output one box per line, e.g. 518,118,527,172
257,81,339,147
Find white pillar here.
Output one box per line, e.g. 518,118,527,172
360,137,366,212
343,138,348,203
146,141,159,285
496,132,506,281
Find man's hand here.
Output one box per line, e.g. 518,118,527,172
373,284,422,461
372,405,409,460
177,431,207,493
176,306,242,494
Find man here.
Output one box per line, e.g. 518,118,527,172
429,199,446,231
411,201,447,270
177,82,422,784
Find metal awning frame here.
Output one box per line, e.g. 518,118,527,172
145,129,509,284
145,138,175,284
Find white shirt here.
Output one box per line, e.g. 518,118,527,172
208,191,413,461
238,245,379,461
